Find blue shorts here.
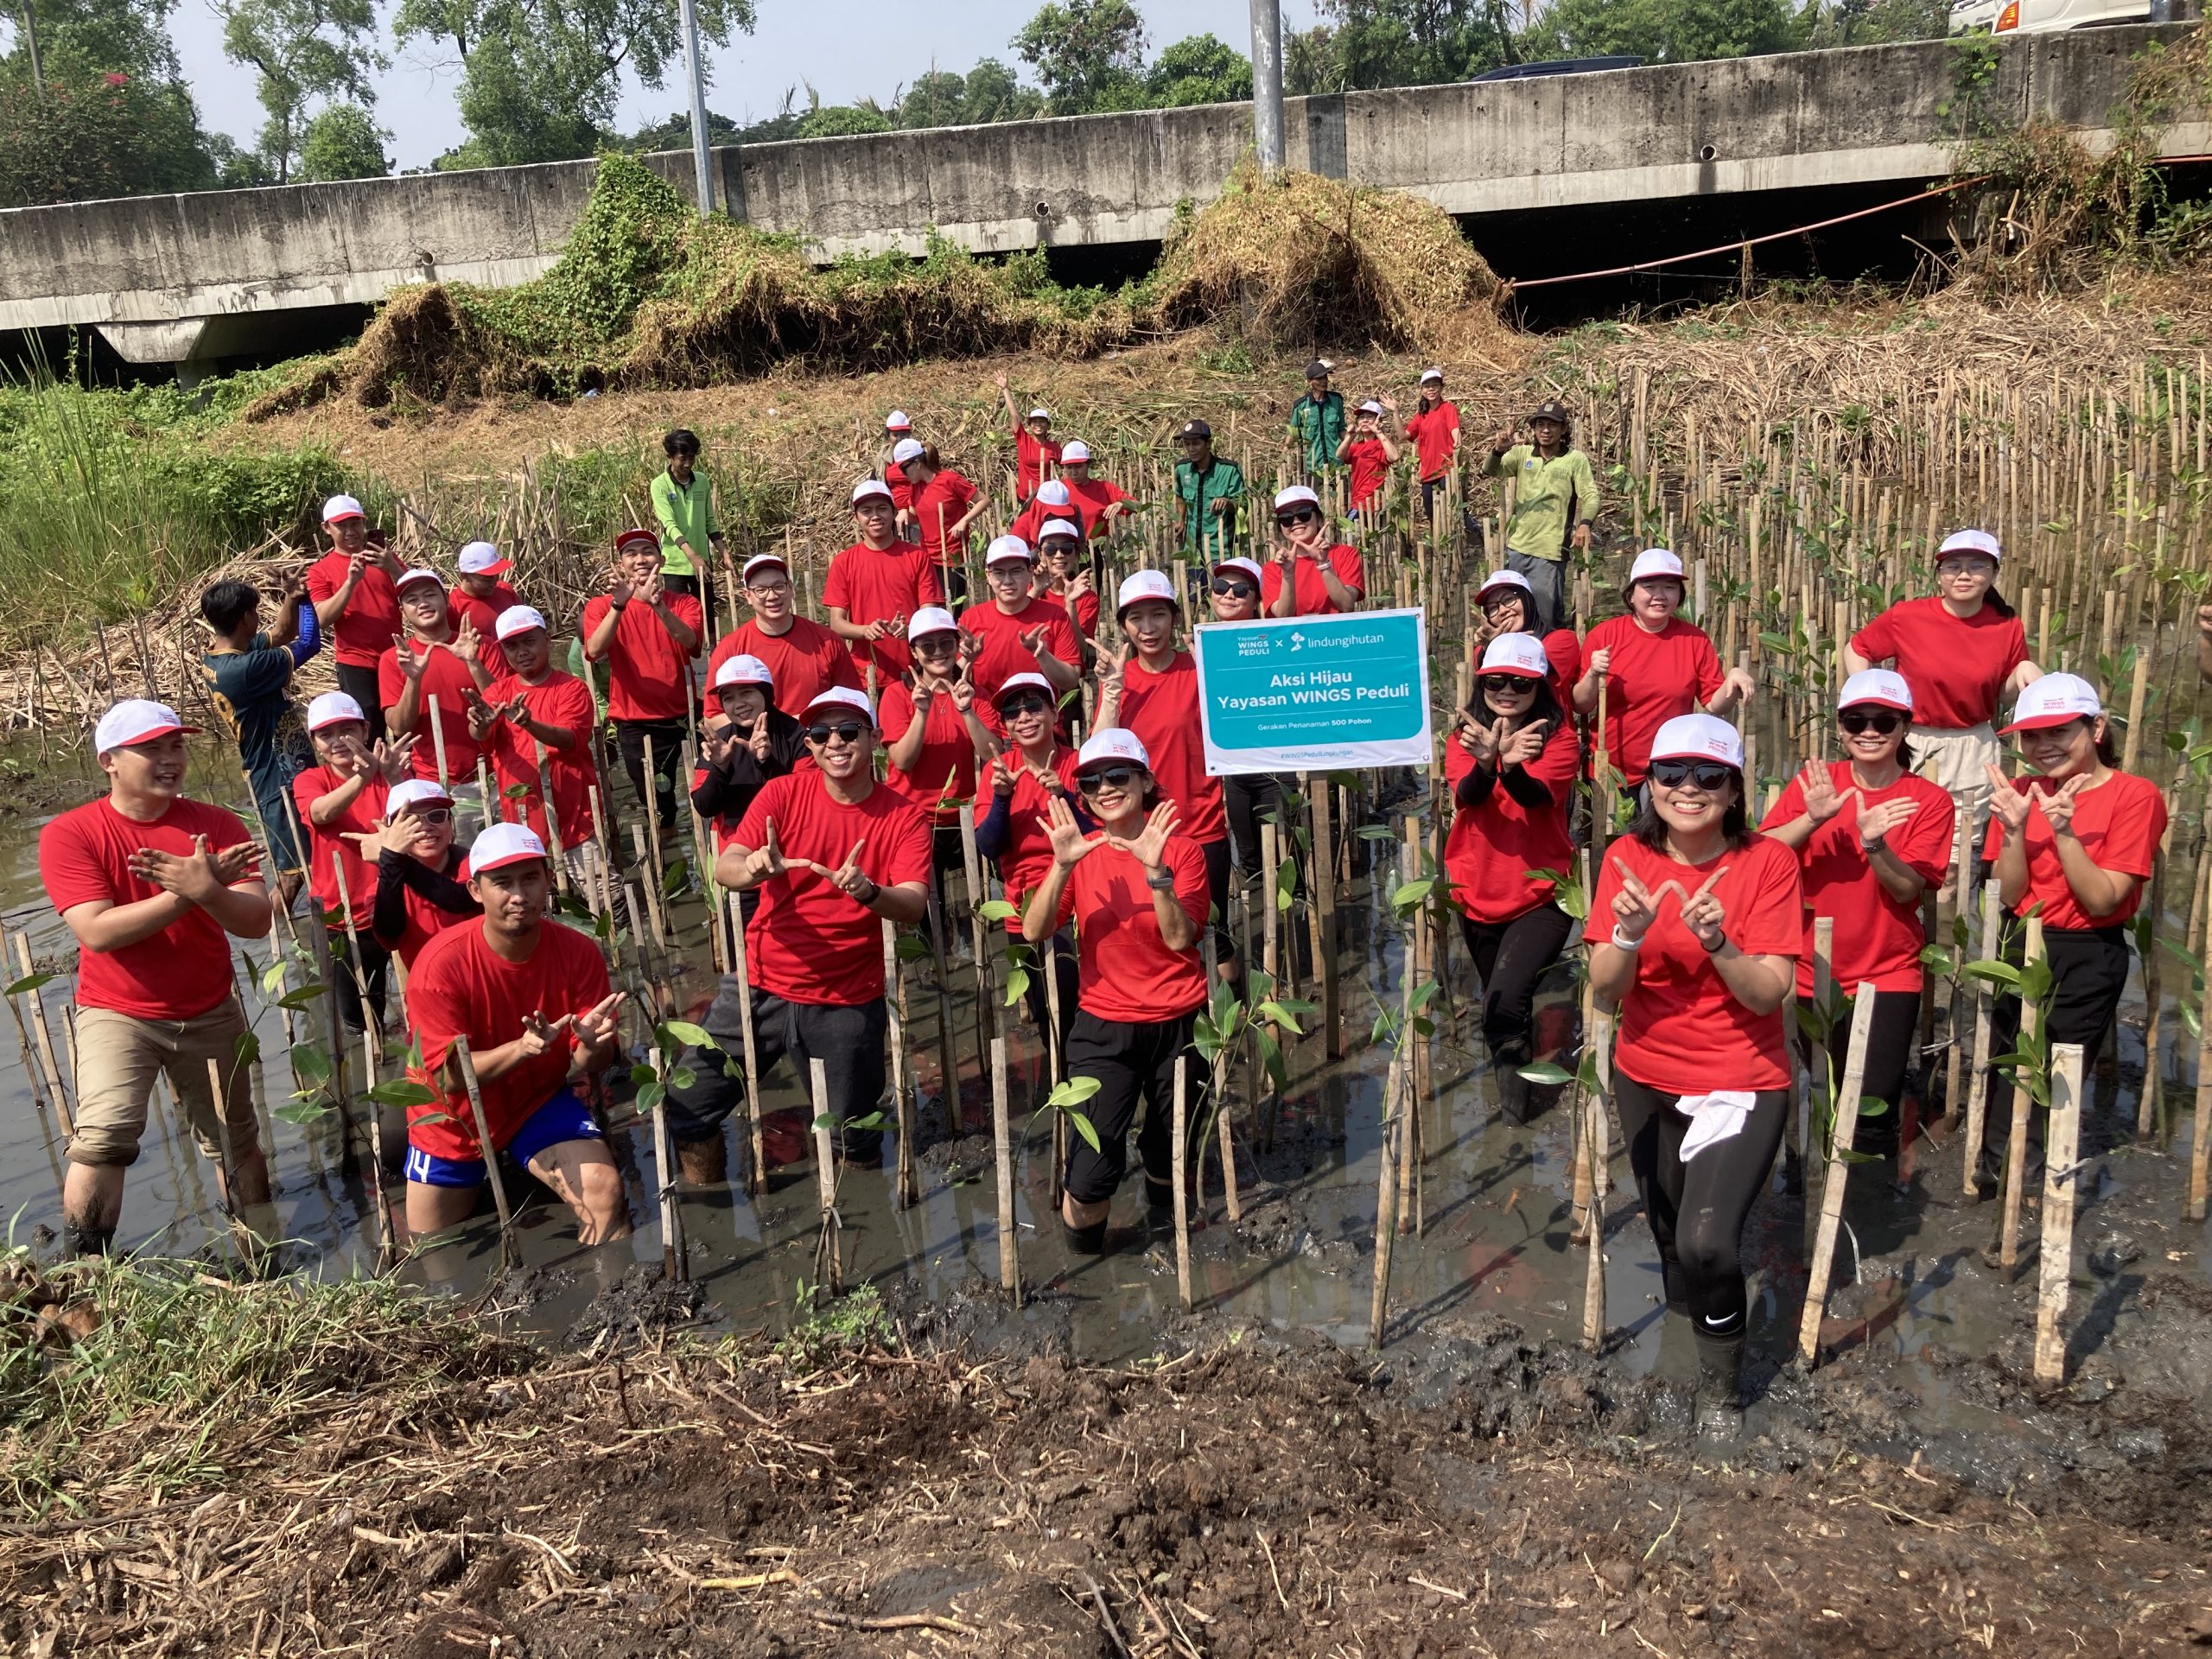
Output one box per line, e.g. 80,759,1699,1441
404,1088,601,1188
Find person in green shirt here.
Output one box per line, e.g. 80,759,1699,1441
651,427,725,603
1173,420,1245,558
1484,399,1597,633
1287,359,1347,482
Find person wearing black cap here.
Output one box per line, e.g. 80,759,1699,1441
1173,421,1244,558
1288,360,1346,483
1484,399,1597,634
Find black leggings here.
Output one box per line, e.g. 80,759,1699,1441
1458,904,1573,1071
615,717,688,840
336,661,385,739
1612,1074,1789,1334
1062,1009,1199,1205
1791,988,1920,1157
1980,920,2129,1189
1223,772,1299,875
1018,928,1080,1053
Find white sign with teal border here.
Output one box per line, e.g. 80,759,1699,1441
1192,607,1433,776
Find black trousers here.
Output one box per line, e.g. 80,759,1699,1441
1792,988,1920,1156
333,927,391,1035
1980,920,2129,1190
615,716,689,841
1223,772,1298,875
1458,903,1573,1071
1063,1009,1199,1205
1612,1074,1789,1333
1019,928,1081,1054
336,661,385,738
664,984,888,1159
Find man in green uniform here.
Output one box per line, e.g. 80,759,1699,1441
1287,359,1346,483
651,427,726,605
1484,399,1597,632
1173,420,1244,558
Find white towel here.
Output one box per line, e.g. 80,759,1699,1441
1675,1090,1758,1161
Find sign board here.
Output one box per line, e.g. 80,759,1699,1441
1192,608,1433,776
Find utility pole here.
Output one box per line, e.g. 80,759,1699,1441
678,0,715,213
1249,0,1285,176
18,2,45,102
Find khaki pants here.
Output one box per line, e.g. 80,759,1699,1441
1912,722,1999,899
68,999,263,1170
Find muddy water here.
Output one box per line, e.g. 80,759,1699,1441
5,738,2212,1462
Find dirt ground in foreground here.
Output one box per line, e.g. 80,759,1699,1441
6,1316,2209,1659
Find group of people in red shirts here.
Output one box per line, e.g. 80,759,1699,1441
37,400,2174,1431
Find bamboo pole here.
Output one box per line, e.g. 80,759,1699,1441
1582,1007,1613,1352
1172,1053,1193,1312
1797,983,1878,1370
14,932,73,1137
809,1058,842,1296
1366,1046,1404,1351
450,1036,517,1268
885,918,918,1210
2033,1043,2087,1386
1309,776,1340,1059
2000,916,2047,1269
1963,883,2001,1197
724,890,768,1195
3,925,71,1141
991,1035,1020,1303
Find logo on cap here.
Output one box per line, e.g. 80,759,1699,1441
1116,569,1178,615
1479,633,1550,678
713,653,774,690
804,687,876,725
907,606,958,639
985,535,1035,566
93,698,199,754
1837,668,1912,713
494,605,549,641
1649,713,1744,769
613,528,659,558
2002,671,2103,734
307,690,366,731
1629,549,1685,585
1077,728,1150,773
470,821,549,873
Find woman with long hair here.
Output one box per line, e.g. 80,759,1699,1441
1443,633,1579,1123
1590,714,1802,1431
1263,485,1365,618
893,440,985,603
1473,568,1580,709
880,607,995,886
1576,549,1754,791
974,671,1084,1039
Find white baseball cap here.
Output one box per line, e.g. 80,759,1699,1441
1358,399,1383,416
469,820,548,873
94,697,198,753
1939,528,2002,564
2002,671,2102,734
321,493,365,524
803,686,877,726
1116,569,1179,619
741,552,789,582
1059,439,1092,463
1036,519,1081,544
306,690,366,731
457,540,511,576
712,652,774,690
1212,556,1265,585
1274,484,1320,512
494,605,549,641
1838,669,1912,713
1648,713,1744,770
1027,406,1051,421
907,605,959,640
852,478,893,505
994,671,1057,706
1629,549,1685,585
884,410,912,432
1077,727,1151,774
394,566,444,592
1475,569,1533,603
386,778,453,818
891,437,925,467
1479,633,1551,679
985,535,1035,567
1036,480,1073,506
1420,366,1445,384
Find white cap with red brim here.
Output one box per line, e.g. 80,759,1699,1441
884,410,912,432
804,687,877,726
994,671,1056,705
1475,569,1533,602
395,566,443,591
457,541,511,576
1116,569,1178,618
1629,549,1685,584
1036,519,1081,543
712,653,774,690
95,698,198,753
1939,528,2002,564
613,528,659,558
1838,669,1913,713
1033,480,1071,508
1212,556,1265,585
741,552,788,582
2002,671,2102,734
1648,713,1744,770
1274,484,1320,512
307,690,366,731
321,493,365,524
1420,366,1445,383
1059,440,1091,463
1077,727,1151,774
1027,406,1051,421
891,438,925,467
386,778,453,818
985,535,1034,567
907,606,959,640
469,821,548,873
852,478,893,505
495,605,548,641
1480,633,1551,679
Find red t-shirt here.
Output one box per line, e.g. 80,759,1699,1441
40,796,255,1021
292,766,388,931
1010,495,1095,550
991,749,1083,935
822,541,944,683
404,918,610,1161
1761,763,1955,995
961,596,1081,702
704,618,861,720
1058,584,1101,640
1847,598,2028,731
911,469,979,570
880,681,980,825
1014,427,1063,500
1590,834,1804,1094
1261,546,1366,616
885,461,911,513
1064,476,1129,527
580,592,704,722
1981,770,2167,931
305,550,404,670
1537,627,1582,709
1054,834,1211,1023
1583,615,1725,787
1115,651,1227,845
387,850,476,969
734,772,933,1005
1403,401,1460,481
452,582,518,680
1345,438,1390,509
377,639,485,782
482,671,599,852
1442,721,1577,924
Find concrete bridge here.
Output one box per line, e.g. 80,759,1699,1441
3,25,2204,373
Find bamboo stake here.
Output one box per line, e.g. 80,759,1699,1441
1366,1046,1403,1351
925,885,961,1140
14,932,72,1137
725,891,768,1194
450,1035,517,1268
428,692,451,797
2033,1043,2087,1386
2,925,70,1141
2000,916,2047,1269
2190,919,2212,1221
885,918,918,1210
1044,932,1066,1211
809,1057,842,1296
1582,1007,1613,1352
1963,883,2000,1197
991,1035,1020,1303
1798,983,1878,1370
1309,775,1340,1059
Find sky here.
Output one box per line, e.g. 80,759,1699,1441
163,0,1294,172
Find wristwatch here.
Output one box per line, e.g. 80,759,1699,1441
1145,868,1177,892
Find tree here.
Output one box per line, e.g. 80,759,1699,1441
1799,0,1947,48
797,101,891,139
1145,34,1251,107
1012,0,1146,115
216,0,382,183
1286,0,1511,94
298,99,387,179
958,58,1045,124
1526,0,1800,64
0,66,218,206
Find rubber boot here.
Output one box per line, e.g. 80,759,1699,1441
1694,1326,1745,1440
1063,1216,1109,1255
1495,1061,1534,1126
676,1135,727,1187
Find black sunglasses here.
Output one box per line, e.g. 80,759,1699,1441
1649,759,1736,791
805,721,867,747
999,694,1053,718
1839,709,1904,735
1077,766,1142,795
1478,673,1535,695
1275,508,1319,527
1211,577,1256,599
912,633,960,654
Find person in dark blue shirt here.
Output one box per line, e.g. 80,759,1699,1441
200,574,321,909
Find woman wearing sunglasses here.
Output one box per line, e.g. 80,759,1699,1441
1208,556,1292,878
1975,674,2166,1197
1473,568,1580,708
1023,730,1211,1253
958,536,1084,704
1263,485,1366,618
693,654,807,853
1590,714,1802,1430
1444,633,1580,1124
1034,521,1099,649
975,671,1085,1039
1758,671,1955,1159
1097,570,1234,982
1843,529,2043,893
350,779,480,971
881,607,996,883
1575,549,1754,791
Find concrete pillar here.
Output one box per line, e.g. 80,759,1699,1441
679,0,715,213
1250,0,1286,177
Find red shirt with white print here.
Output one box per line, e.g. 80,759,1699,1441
1114,650,1226,845
1054,833,1211,1023
1761,762,1955,995
579,592,704,722
1981,769,2167,932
